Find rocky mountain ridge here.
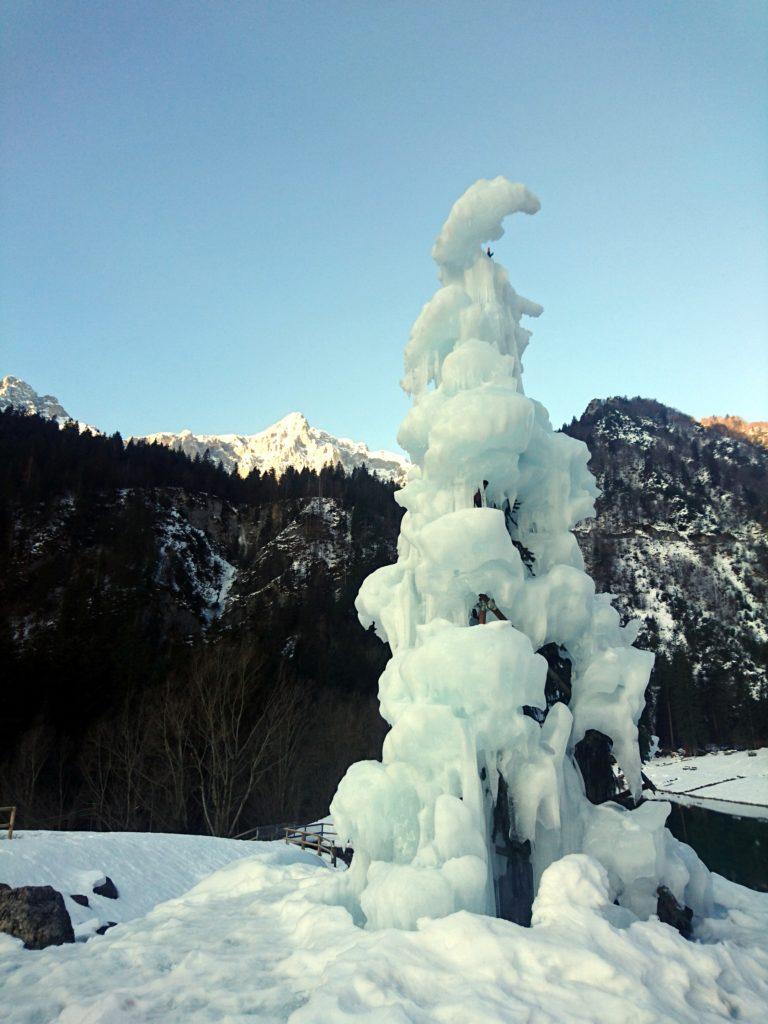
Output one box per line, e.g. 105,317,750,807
564,396,767,749
0,375,70,423
0,376,408,483
138,413,408,483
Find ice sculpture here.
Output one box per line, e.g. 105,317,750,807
330,177,711,931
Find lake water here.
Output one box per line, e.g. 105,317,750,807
665,802,768,892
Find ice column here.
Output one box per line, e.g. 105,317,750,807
329,177,711,930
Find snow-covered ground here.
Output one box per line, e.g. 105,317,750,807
2,831,768,1022
0,831,262,940
645,749,768,820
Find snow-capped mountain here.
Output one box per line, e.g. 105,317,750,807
1,375,408,483
0,375,71,422
0,374,100,435
137,413,409,483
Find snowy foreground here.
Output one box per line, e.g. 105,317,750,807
2,831,768,1023
645,749,768,819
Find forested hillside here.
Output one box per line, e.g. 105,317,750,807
564,397,768,751
1,397,766,835
0,409,400,834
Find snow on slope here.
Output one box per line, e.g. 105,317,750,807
1,833,767,1022
0,831,264,941
645,749,768,819
138,411,409,482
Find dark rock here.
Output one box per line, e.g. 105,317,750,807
492,773,534,926
331,845,354,867
95,921,117,935
657,885,694,939
69,893,89,907
0,885,75,949
575,730,618,804
92,877,118,899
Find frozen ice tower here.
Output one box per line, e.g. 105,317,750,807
329,177,712,931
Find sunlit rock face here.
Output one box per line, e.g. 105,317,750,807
329,177,712,931
0,375,71,423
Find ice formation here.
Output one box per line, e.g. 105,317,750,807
329,177,714,932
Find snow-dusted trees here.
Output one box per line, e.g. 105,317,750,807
330,178,712,930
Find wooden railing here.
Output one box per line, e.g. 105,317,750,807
283,822,352,868
233,822,297,842
0,806,16,840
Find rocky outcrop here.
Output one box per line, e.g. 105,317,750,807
0,884,75,949
700,415,768,449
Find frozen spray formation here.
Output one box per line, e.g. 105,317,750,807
330,177,712,931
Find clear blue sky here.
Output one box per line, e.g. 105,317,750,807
2,1,766,450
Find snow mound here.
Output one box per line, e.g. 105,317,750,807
1,834,766,1022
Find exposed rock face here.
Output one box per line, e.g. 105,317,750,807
700,415,768,449
0,884,75,949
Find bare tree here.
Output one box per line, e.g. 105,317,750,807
78,697,152,830
0,723,53,823
73,639,307,835
167,643,305,836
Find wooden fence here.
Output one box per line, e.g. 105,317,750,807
0,806,16,840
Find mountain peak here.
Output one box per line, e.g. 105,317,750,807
0,375,71,422
268,411,311,435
